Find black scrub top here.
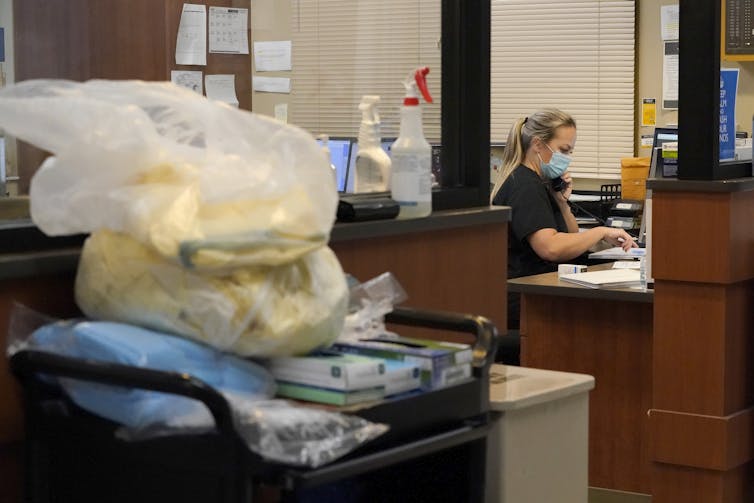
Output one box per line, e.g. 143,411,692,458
492,164,570,329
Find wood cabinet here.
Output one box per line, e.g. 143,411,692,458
648,181,754,502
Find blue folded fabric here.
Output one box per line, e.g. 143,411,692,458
29,320,276,431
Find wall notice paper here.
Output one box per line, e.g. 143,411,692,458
254,41,292,72
171,70,203,94
661,5,679,41
640,134,654,148
253,76,291,94
205,74,238,107
176,4,207,66
662,41,679,110
209,7,249,54
719,68,739,161
641,98,656,126
274,103,288,123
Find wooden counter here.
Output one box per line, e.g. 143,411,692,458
509,264,654,495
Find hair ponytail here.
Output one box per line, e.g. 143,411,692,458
490,109,575,204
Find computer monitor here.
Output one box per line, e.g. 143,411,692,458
651,127,678,178
316,137,353,192
381,138,395,154
639,143,667,247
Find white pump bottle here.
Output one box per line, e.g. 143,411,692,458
390,67,433,219
354,95,391,192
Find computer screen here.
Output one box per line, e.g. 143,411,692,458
381,138,395,154
652,127,678,178
316,137,353,192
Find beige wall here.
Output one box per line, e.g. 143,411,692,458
638,0,754,150
637,0,678,152
250,1,753,190
250,0,291,119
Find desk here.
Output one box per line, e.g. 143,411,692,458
509,264,653,496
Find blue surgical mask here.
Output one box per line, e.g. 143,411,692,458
539,143,572,179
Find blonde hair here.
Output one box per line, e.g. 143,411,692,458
490,108,576,203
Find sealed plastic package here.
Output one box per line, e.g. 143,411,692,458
7,305,388,468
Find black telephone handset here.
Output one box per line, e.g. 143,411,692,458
550,177,566,192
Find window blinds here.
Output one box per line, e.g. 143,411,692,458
290,0,442,142
491,0,635,178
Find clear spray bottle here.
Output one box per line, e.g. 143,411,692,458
390,67,433,219
354,95,391,192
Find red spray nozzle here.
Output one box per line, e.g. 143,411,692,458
403,66,433,105
415,67,433,104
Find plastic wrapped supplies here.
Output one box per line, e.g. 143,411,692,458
8,312,388,468
76,230,348,357
0,79,349,357
23,318,277,433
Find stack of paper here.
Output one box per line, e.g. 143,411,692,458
559,268,642,289
588,246,645,260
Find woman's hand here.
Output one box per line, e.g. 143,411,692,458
553,171,573,203
602,227,638,251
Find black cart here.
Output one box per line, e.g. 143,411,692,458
10,307,498,503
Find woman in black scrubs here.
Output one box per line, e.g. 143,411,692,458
491,108,637,355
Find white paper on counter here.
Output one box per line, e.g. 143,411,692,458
171,70,203,94
176,4,207,66
254,41,292,72
209,6,249,54
205,74,238,107
253,76,291,94
612,260,641,270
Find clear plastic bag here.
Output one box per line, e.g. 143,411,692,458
340,272,407,341
0,80,349,355
232,399,388,468
0,79,337,271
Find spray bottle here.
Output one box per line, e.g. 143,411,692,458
354,95,391,192
390,67,433,218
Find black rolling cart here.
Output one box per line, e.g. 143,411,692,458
10,307,499,503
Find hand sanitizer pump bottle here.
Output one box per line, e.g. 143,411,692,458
391,67,433,219
354,95,391,192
